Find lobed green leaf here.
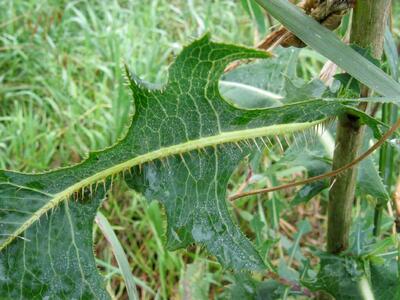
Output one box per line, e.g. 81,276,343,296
0,35,388,297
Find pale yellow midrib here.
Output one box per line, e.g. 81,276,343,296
0,120,322,251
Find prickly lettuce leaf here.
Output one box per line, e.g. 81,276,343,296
311,255,366,299
0,184,109,299
0,35,367,297
228,273,283,300
220,47,299,108
357,129,390,202
311,254,400,300
370,258,400,300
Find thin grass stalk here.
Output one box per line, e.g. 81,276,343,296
375,4,399,235
375,103,398,236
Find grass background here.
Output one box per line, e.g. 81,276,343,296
1,1,399,299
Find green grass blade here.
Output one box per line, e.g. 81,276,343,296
96,212,139,300
255,0,400,98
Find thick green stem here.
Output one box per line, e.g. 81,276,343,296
327,0,391,254
327,114,364,253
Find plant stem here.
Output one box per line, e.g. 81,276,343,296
327,0,391,254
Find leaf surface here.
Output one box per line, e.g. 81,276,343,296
311,253,400,300
0,35,371,297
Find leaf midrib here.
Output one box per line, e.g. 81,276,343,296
0,119,323,251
